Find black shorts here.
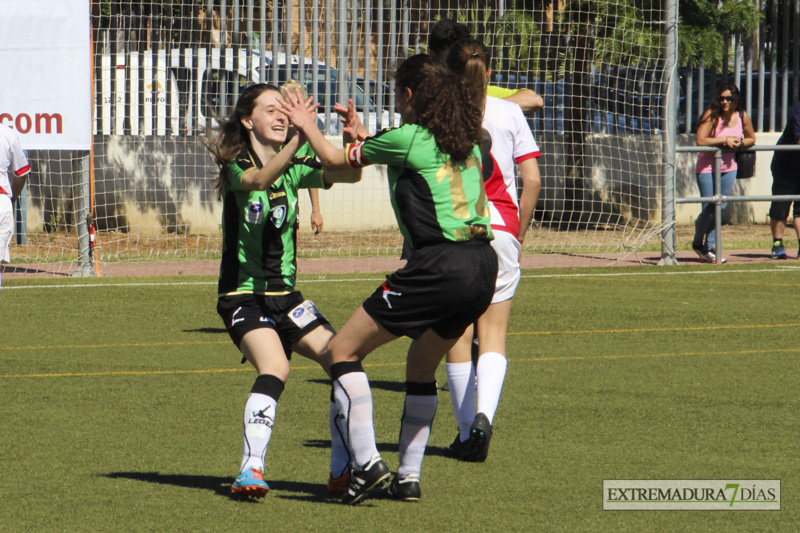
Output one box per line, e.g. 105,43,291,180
216,291,330,358
362,240,498,340
769,161,800,220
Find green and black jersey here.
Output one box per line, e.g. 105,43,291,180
345,123,492,249
218,145,324,296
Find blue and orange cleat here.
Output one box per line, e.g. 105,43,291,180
231,467,269,499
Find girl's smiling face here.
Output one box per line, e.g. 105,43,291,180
242,89,288,146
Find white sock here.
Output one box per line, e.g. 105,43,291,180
329,400,351,477
476,352,507,424
397,389,438,480
333,371,379,467
240,392,278,473
446,361,475,441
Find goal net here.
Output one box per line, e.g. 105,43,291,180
8,0,671,277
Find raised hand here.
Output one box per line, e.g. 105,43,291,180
277,89,319,132
333,99,368,142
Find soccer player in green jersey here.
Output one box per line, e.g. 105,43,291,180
203,83,361,500
278,54,498,504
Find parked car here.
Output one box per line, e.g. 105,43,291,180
196,51,400,135
492,69,667,135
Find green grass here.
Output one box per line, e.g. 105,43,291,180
1,265,798,531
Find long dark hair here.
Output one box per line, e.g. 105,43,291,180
202,83,281,190
445,38,490,110
698,83,741,132
395,54,483,161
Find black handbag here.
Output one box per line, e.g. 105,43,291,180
735,111,755,179
735,149,756,179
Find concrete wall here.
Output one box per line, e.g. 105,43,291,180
25,132,782,239
24,135,396,236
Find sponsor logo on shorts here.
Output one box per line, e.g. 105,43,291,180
231,307,245,327
259,316,275,324
292,307,305,318
381,282,402,309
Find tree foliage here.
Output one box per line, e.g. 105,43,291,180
678,0,762,68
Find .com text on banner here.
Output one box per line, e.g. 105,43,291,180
0,0,91,150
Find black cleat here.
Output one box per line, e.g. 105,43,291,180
384,474,421,502
444,433,468,460
464,412,492,462
341,454,391,505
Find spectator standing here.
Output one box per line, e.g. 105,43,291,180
693,84,755,263
768,102,800,259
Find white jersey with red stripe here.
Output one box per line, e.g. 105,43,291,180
482,96,540,238
0,123,30,198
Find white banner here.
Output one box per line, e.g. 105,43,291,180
0,0,91,150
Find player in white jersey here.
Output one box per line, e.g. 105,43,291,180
444,38,542,462
0,123,31,292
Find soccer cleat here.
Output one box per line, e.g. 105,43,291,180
463,412,493,463
444,433,468,460
772,241,787,259
341,453,391,505
383,473,421,502
327,469,350,496
231,467,269,499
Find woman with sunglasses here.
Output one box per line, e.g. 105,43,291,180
693,84,756,263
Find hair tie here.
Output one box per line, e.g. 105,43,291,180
472,52,479,57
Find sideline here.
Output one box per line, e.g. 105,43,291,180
4,265,800,290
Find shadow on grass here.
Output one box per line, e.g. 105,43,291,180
302,438,450,460
104,472,233,498
306,378,406,393
303,438,400,455
103,471,342,503
183,327,227,334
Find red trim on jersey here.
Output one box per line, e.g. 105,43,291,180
15,164,30,177
483,153,520,237
491,223,519,238
514,151,540,164
0,186,8,195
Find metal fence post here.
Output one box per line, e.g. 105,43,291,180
713,149,722,264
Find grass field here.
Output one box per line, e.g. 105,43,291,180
1,265,798,531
